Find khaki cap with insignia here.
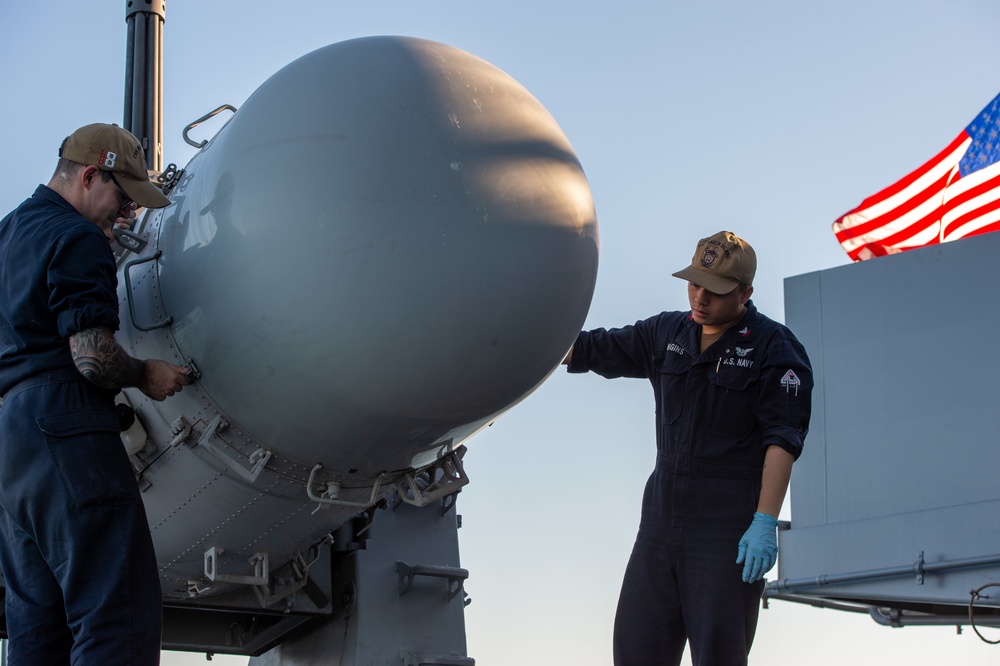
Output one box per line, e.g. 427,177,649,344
672,230,756,295
59,123,170,209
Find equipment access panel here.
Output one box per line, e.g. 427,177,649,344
777,231,1000,622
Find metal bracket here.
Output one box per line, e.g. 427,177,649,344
307,464,387,509
197,415,272,483
396,561,468,602
169,415,193,447
135,472,153,492
186,579,211,598
184,359,201,382
155,163,184,196
401,650,475,666
253,551,310,609
394,450,470,508
440,490,459,517
113,227,148,253
250,544,336,611
915,550,925,585
204,547,268,586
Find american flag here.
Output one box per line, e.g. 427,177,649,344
833,92,1000,261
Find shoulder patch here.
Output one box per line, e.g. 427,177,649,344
780,369,801,395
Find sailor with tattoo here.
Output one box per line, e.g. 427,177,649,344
0,124,188,664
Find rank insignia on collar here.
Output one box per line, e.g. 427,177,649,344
738,326,751,337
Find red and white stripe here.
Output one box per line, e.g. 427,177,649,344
940,157,1000,241
832,133,969,261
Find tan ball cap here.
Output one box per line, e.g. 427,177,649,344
672,230,756,295
59,123,170,209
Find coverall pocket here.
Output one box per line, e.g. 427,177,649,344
37,410,140,512
707,366,758,438
654,352,689,424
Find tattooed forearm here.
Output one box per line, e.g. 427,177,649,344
68,328,146,390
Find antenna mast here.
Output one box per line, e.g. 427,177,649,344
123,0,166,172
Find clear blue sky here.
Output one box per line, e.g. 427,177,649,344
3,2,1000,664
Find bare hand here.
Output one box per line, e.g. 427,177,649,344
115,205,138,231
139,359,190,401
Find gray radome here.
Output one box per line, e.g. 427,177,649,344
157,36,599,474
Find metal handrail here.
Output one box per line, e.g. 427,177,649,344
123,251,173,331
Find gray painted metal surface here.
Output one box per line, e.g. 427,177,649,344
778,232,1000,617
113,35,598,615
250,495,472,665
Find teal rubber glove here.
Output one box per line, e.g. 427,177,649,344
736,512,778,583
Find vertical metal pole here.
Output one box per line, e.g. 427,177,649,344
123,0,166,173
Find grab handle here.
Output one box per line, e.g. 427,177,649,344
123,251,173,331
182,104,237,148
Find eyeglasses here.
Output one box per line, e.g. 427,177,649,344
108,172,134,211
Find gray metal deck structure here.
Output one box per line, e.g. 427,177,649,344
774,230,1000,629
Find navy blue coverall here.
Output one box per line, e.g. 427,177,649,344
0,186,162,665
568,300,812,666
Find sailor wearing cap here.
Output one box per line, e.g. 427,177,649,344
564,231,813,666
0,124,188,663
